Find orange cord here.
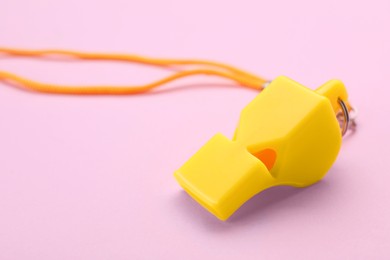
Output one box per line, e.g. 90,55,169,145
0,47,268,95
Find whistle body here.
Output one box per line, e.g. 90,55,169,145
175,76,349,220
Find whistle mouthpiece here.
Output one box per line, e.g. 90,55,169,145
174,134,274,221
175,76,351,221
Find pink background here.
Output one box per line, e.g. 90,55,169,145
0,0,389,259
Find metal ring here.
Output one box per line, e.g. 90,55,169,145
338,98,350,136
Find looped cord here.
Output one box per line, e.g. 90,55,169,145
0,48,268,95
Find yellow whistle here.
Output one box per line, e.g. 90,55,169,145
174,76,351,221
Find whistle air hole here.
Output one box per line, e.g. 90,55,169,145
251,149,277,170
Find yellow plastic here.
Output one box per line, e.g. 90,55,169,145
174,76,349,221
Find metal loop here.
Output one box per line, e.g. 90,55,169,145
337,98,354,136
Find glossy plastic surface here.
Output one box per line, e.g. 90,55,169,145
175,76,349,220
